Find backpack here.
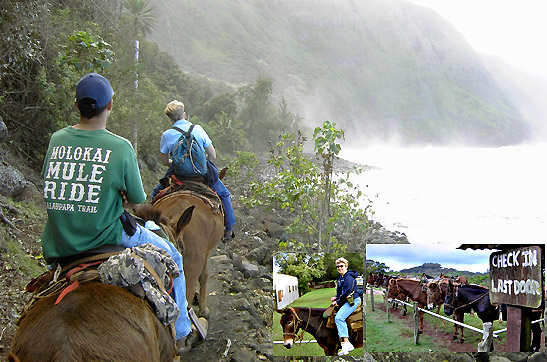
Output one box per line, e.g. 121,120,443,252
171,125,207,177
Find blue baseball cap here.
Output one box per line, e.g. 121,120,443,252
75,73,114,109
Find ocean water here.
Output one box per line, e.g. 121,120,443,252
340,144,546,244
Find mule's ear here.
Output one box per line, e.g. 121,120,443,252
219,167,228,180
8,353,22,362
176,206,195,234
275,309,285,314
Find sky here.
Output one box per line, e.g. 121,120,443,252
366,243,495,273
404,0,547,77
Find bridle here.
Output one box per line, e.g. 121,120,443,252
395,279,423,301
282,307,322,345
445,284,490,312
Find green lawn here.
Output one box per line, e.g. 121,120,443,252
365,288,508,352
273,288,364,356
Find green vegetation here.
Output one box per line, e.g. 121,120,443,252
276,253,363,294
273,288,363,357
366,260,490,285
1,0,373,253
366,260,390,277
0,195,47,285
0,0,298,166
365,292,507,352
4,239,47,288
244,123,370,252
148,0,529,146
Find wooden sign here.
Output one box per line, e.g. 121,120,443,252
489,246,542,308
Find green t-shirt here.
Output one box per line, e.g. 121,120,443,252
41,126,146,264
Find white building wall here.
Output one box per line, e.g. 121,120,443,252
274,273,299,309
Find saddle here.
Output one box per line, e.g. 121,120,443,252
20,245,179,329
326,301,363,331
152,176,223,216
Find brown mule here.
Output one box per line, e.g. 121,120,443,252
278,307,363,356
153,188,224,318
387,278,427,332
8,207,193,362
9,283,176,362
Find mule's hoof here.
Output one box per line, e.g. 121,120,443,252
452,335,457,341
199,307,210,320
418,330,423,334
222,230,235,242
459,338,465,344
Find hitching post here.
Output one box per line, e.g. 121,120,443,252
370,286,375,312
413,302,419,345
386,297,390,322
478,322,493,352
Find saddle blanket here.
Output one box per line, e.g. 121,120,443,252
326,302,363,331
98,244,180,325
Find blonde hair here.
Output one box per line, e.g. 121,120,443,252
164,100,185,121
335,257,348,267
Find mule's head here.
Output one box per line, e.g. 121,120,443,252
367,273,377,286
277,308,300,349
374,273,384,287
444,280,455,316
386,279,399,303
426,282,441,310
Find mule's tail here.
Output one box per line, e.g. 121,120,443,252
8,353,21,362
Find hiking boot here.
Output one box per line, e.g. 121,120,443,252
177,318,208,355
176,328,201,354
222,230,235,242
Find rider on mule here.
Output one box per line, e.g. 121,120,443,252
41,73,203,355
331,257,361,355
152,100,236,240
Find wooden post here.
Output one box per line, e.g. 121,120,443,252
478,322,493,352
370,287,375,312
506,305,532,351
386,298,390,322
413,302,419,345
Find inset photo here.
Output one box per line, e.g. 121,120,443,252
273,252,364,356
365,243,544,353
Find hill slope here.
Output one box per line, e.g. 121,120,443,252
149,0,529,146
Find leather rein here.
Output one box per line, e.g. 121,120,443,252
283,307,323,344
445,284,490,312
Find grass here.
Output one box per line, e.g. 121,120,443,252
4,238,47,283
0,194,47,285
273,288,363,357
365,288,508,352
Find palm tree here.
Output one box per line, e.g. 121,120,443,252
123,0,156,38
122,0,156,154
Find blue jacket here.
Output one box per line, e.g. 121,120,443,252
335,269,359,306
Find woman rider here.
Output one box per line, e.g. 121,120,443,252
330,257,361,355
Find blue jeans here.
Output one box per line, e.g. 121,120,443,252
335,297,361,339
121,224,192,339
152,166,235,231
209,178,235,230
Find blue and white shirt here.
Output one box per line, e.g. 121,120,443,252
160,119,212,155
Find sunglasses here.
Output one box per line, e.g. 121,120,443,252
336,265,345,268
